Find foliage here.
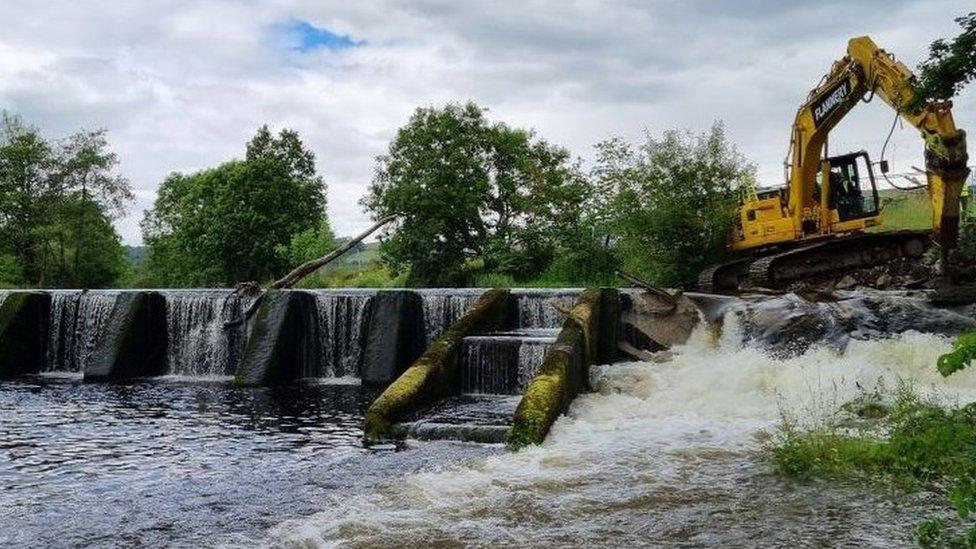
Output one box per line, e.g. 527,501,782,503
911,12,976,108
363,102,594,287
0,112,131,288
141,126,328,286
937,331,976,377
591,122,753,287
771,387,976,545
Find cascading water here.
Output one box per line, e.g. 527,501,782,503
0,290,7,307
163,290,252,377
271,298,976,547
303,290,375,378
44,291,119,372
417,289,485,345
460,330,557,394
510,289,580,329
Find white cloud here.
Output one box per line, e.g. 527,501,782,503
1,0,973,244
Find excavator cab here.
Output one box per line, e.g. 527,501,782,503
824,151,881,224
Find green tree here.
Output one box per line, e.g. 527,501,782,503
141,126,328,286
363,102,589,286
912,12,976,107
593,122,753,287
0,113,130,288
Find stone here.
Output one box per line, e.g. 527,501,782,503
835,275,858,289
84,292,167,381
0,292,51,378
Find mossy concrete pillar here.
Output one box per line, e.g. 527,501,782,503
361,290,424,385
234,290,316,386
0,292,51,378
363,289,510,443
508,288,618,449
84,292,167,381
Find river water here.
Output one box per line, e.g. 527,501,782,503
269,327,976,548
4,293,976,547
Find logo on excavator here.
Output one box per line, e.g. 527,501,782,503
812,80,850,126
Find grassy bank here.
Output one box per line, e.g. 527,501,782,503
771,385,976,546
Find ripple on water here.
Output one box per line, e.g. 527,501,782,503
0,377,500,548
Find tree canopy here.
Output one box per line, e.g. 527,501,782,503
592,123,753,287
0,113,130,288
140,126,331,286
363,103,591,286
912,12,976,107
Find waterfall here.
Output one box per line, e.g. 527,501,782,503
45,291,119,372
163,290,252,377
303,290,375,378
418,289,485,345
0,291,7,307
510,289,581,329
460,331,557,394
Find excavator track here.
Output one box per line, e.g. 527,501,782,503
744,230,929,289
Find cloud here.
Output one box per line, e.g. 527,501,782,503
0,0,973,244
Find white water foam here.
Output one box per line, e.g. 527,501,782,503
270,326,976,547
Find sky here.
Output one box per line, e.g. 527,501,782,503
1,0,973,244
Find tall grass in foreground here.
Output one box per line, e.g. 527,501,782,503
771,384,976,547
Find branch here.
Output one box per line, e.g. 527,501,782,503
271,214,397,289
222,214,397,330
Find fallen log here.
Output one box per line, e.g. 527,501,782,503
223,214,397,329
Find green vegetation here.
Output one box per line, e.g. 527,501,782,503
363,103,600,287
911,12,976,108
363,103,748,289
590,123,753,286
877,189,933,232
139,126,331,287
772,385,976,546
0,112,131,288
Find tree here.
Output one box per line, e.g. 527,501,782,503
363,102,589,286
593,122,754,287
141,126,328,286
0,113,130,288
912,12,976,108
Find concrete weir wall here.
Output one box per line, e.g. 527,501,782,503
84,292,168,381
363,289,510,443
234,290,317,386
0,292,51,378
508,288,619,449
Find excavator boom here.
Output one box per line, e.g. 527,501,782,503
701,36,970,293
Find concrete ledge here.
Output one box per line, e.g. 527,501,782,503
0,292,51,378
508,288,618,449
84,292,167,381
234,290,316,387
363,289,509,443
361,290,424,385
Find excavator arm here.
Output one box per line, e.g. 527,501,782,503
787,36,969,248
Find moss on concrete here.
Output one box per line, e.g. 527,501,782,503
0,292,51,378
363,289,509,443
508,288,618,449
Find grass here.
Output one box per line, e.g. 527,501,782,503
876,189,933,232
771,385,976,546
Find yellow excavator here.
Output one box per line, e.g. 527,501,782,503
699,36,970,292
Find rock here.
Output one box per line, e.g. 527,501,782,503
835,275,857,289
875,274,893,288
